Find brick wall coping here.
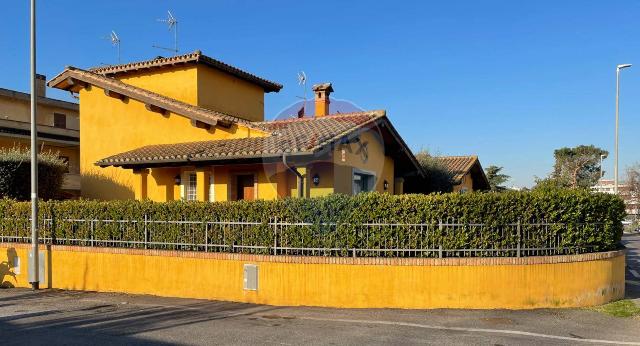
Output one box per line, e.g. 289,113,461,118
0,242,624,266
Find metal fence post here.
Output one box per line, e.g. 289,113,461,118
144,214,148,250
204,222,208,253
90,220,94,247
273,217,277,256
438,220,443,258
516,220,521,258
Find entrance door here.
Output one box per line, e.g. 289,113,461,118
236,174,255,200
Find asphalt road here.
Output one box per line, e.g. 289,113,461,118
624,233,640,301
0,237,639,345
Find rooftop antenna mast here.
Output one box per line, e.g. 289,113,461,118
153,10,178,55
296,71,307,117
104,30,121,63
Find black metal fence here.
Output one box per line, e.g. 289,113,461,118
0,216,608,258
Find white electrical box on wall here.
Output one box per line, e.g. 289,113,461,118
243,264,258,291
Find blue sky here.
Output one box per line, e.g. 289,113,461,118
2,1,639,187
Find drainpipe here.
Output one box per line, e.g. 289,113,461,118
282,153,304,198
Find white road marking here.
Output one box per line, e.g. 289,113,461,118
296,316,640,345
630,269,640,279
627,280,640,287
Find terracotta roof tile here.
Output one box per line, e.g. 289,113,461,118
96,111,386,166
435,156,479,183
89,51,282,92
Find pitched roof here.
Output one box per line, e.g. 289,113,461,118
96,111,386,167
435,155,481,183
89,51,283,93
47,67,266,132
0,87,78,111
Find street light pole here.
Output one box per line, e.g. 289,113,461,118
600,154,605,180
29,0,39,290
615,63,632,194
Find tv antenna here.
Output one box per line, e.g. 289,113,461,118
296,71,307,117
103,30,121,63
153,10,179,55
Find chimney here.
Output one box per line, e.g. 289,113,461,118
35,74,46,98
312,83,333,117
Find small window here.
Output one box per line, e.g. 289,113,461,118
186,172,197,201
53,113,67,129
353,172,375,195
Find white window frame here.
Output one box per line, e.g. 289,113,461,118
181,171,197,201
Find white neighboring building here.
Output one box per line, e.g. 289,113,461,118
592,179,639,217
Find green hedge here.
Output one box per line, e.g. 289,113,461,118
0,189,626,256
0,147,67,200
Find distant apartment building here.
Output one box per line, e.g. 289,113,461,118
592,179,639,217
0,74,80,197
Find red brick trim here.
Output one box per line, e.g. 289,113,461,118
0,242,624,266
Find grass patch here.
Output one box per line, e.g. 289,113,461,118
592,299,640,318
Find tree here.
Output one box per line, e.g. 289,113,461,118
626,164,640,220
627,164,640,195
484,165,510,191
414,150,454,193
551,145,608,189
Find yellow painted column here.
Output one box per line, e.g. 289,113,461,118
133,169,149,200
296,166,308,198
213,166,229,201
394,177,404,195
196,168,210,202
275,164,289,199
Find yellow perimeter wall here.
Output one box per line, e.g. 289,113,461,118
0,243,625,309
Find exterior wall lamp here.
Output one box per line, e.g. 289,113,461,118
174,174,181,185
383,180,389,190
312,174,320,186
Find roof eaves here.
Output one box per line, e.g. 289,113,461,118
96,150,314,168
48,67,269,133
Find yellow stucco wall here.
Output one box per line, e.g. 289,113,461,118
453,173,474,193
79,84,258,200
137,164,283,202
333,130,395,195
113,65,265,122
0,244,625,309
197,65,265,122
116,66,199,106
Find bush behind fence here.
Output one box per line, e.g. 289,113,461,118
0,190,626,257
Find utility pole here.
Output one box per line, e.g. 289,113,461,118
615,63,632,194
29,0,40,290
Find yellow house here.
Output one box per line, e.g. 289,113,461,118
48,51,423,201
436,155,489,192
0,74,80,197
